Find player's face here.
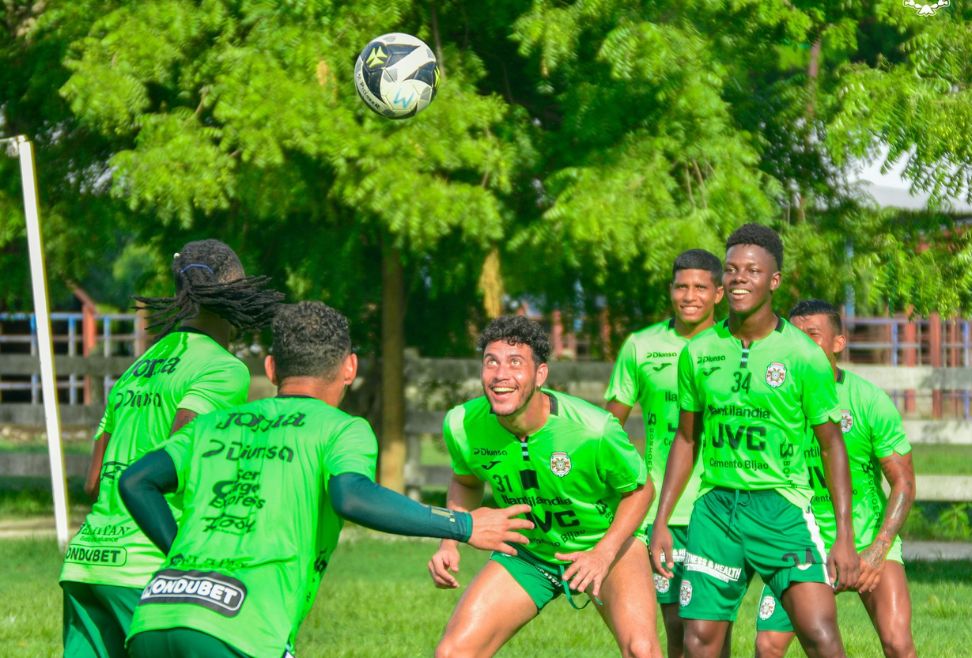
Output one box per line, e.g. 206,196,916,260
791,314,845,357
670,268,723,326
481,340,547,417
723,244,780,316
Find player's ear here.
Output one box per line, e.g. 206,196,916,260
342,352,358,386
769,271,781,292
714,285,725,304
264,355,278,385
833,333,847,356
535,361,549,387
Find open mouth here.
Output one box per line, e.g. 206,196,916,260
729,289,751,299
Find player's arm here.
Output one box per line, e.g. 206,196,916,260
813,420,859,591
650,408,701,578
428,473,488,589
557,482,653,598
84,432,110,499
604,336,638,427
329,472,531,551
605,400,633,426
118,450,179,554
170,409,198,434
858,451,916,592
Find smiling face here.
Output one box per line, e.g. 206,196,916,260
481,340,548,418
671,268,723,329
723,244,781,317
790,313,846,361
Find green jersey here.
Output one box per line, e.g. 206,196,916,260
129,396,378,658
605,319,703,526
805,369,911,550
678,318,841,509
443,389,647,563
61,330,249,588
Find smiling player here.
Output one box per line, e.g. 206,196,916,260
429,315,661,658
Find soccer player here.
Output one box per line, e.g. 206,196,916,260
755,299,917,658
605,249,725,658
649,223,860,658
119,301,534,658
60,239,283,657
429,315,662,658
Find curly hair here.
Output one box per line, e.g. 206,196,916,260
673,248,722,284
725,223,784,272
789,299,843,334
134,239,284,336
271,302,352,380
477,315,551,364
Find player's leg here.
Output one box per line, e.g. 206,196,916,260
435,557,541,658
858,560,916,658
753,584,796,658
62,580,127,658
679,490,750,658
779,582,842,658
594,537,662,658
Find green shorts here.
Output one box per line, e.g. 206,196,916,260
755,536,904,632
62,580,141,658
491,548,598,612
679,488,829,622
128,629,250,658
646,524,689,605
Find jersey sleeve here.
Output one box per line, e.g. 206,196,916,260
801,347,842,426
867,389,912,458
94,397,116,439
177,358,250,416
603,336,640,407
161,425,197,494
677,345,702,412
325,417,378,480
597,415,648,494
442,407,473,477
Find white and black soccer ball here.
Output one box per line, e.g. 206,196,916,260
353,33,439,119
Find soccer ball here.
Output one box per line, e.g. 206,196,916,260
353,33,439,119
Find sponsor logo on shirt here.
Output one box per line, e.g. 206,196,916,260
758,594,777,620
99,461,128,482
697,354,727,364
646,351,679,359
684,552,743,582
473,447,508,456
840,410,853,433
202,439,295,463
77,520,133,538
112,390,163,411
141,569,247,617
550,451,571,477
128,356,181,379
765,362,787,388
214,411,306,433
706,405,770,419
64,544,128,566
498,494,573,507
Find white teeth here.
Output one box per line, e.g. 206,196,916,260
493,387,514,393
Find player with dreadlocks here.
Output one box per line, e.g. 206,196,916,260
60,239,283,658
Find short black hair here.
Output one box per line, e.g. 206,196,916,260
135,239,284,336
725,223,784,272
789,299,843,334
673,249,722,284
477,315,551,365
271,302,352,380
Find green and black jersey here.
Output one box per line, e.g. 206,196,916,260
61,330,249,588
678,318,841,509
128,396,378,658
605,319,703,526
806,369,911,551
443,389,647,563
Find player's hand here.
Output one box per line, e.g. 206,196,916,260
555,544,614,600
467,504,533,555
827,535,860,592
428,541,462,589
649,524,675,579
856,540,889,593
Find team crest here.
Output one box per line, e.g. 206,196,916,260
765,362,787,388
840,410,853,433
679,579,693,606
549,451,571,477
758,595,776,620
653,574,670,594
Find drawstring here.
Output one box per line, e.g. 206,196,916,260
728,489,751,528
557,564,603,609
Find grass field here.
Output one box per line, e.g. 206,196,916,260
2,532,971,657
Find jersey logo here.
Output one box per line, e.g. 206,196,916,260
701,366,721,376
840,410,853,433
679,579,693,606
653,574,670,594
758,594,776,620
481,460,501,470
651,362,673,372
765,362,787,388
140,569,247,617
549,452,571,477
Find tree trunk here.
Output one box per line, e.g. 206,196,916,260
380,240,406,492
478,247,504,319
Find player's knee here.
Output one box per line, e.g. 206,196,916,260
754,633,787,658
435,636,468,658
798,623,842,656
879,631,916,658
619,633,657,658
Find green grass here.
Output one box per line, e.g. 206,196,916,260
2,534,971,657
910,444,972,476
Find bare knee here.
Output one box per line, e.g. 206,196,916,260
619,634,658,658
754,633,787,658
879,631,916,658
797,623,843,658
683,626,725,658
435,635,470,658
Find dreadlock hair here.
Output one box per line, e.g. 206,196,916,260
789,299,843,334
725,223,784,272
134,239,284,336
673,248,723,284
271,302,352,381
477,315,551,365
